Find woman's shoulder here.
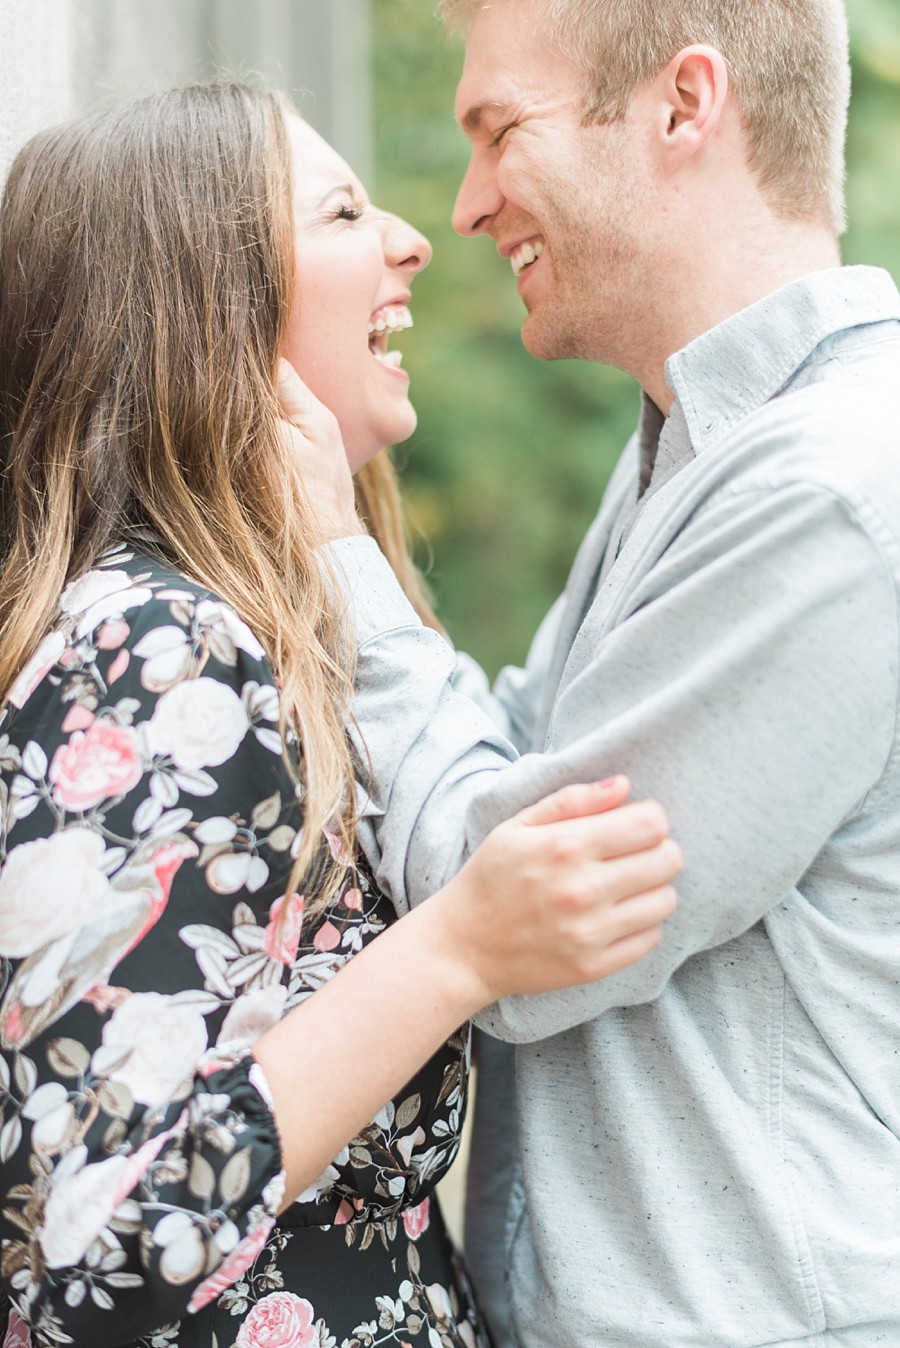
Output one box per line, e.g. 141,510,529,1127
8,544,273,716
61,544,267,652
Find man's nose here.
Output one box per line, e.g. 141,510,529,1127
452,152,503,236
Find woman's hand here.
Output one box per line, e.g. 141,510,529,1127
426,777,681,1010
276,358,364,539
254,777,679,1205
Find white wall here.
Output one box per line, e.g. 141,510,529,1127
0,0,72,183
0,0,372,187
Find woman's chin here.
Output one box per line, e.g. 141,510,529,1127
347,421,417,475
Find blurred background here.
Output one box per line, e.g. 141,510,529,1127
1,0,898,681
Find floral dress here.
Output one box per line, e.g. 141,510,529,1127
0,549,489,1348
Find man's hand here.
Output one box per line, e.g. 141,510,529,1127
277,358,364,540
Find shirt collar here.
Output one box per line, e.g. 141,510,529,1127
664,265,900,454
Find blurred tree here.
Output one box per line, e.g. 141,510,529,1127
373,0,900,676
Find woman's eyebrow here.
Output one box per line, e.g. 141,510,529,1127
316,182,358,208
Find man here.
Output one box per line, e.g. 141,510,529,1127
290,0,900,1342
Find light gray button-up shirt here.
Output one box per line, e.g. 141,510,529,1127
330,266,900,1347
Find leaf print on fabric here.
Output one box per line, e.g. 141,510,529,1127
194,601,266,664
132,625,197,693
217,986,288,1052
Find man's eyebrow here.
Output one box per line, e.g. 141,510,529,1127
460,101,512,135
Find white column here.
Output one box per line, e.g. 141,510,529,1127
0,0,73,183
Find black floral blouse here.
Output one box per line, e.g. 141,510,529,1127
0,549,488,1348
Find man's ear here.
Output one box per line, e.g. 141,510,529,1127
654,44,729,168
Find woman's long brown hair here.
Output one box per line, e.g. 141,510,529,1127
0,84,439,901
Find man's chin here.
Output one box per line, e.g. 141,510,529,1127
521,311,579,362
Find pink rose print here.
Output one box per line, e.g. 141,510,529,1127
402,1196,430,1241
187,1214,276,1314
234,1291,316,1348
49,719,142,811
3,1309,33,1348
263,892,305,965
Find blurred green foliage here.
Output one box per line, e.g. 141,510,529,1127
373,0,900,677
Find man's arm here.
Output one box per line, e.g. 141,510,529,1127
337,480,899,1038
450,595,565,752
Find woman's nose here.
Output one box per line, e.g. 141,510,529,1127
386,216,432,274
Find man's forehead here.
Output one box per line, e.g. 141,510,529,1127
454,1,581,130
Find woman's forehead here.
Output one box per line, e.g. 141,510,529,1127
287,116,363,208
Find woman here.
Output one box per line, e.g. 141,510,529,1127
0,86,680,1348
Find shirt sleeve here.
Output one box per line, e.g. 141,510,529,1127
0,588,293,1345
332,482,899,1040
450,597,566,752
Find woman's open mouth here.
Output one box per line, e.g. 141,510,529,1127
368,304,413,369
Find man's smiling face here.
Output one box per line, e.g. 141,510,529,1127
452,0,656,370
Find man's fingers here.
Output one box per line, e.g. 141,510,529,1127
515,778,631,828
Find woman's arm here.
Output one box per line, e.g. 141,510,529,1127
254,778,679,1206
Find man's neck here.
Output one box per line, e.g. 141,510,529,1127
639,223,842,415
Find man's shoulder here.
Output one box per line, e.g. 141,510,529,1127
712,340,900,515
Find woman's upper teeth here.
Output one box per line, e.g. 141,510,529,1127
368,305,414,336
511,239,545,277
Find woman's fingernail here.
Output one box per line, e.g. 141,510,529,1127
599,775,624,790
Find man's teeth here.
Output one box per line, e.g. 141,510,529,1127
368,306,414,336
510,239,544,278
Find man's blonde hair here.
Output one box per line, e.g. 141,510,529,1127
439,0,851,233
